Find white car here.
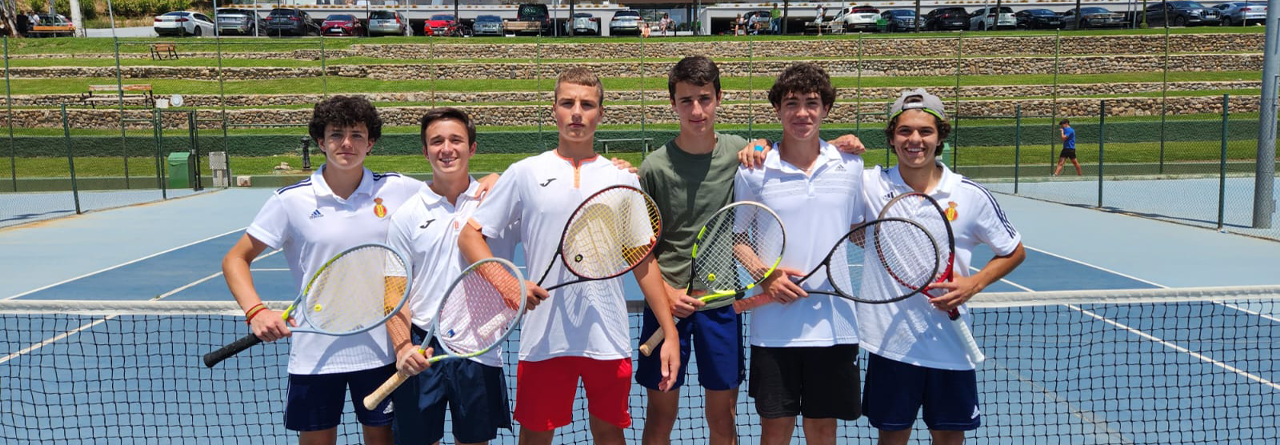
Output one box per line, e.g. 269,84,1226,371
831,6,880,32
154,11,216,37
968,6,1016,31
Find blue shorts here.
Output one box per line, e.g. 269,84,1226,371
392,328,512,445
635,304,744,391
285,364,396,431
862,353,981,431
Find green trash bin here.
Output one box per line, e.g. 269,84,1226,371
167,152,191,189
940,142,954,168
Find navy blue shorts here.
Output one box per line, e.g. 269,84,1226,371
635,304,745,391
285,363,396,431
1059,148,1077,159
391,327,512,445
862,353,981,431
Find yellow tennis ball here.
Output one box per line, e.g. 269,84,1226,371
707,273,717,282
313,304,323,312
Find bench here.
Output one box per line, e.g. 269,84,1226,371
151,43,178,61
80,84,156,109
598,137,653,157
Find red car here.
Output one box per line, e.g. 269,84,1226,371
321,14,363,37
423,14,466,36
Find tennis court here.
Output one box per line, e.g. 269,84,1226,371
2,187,1277,444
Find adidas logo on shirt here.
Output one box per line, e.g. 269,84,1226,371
309,209,324,219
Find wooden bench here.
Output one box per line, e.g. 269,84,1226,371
81,84,156,109
151,43,178,61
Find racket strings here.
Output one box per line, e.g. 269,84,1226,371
437,261,523,355
303,246,409,334
562,188,660,279
870,219,939,298
881,195,951,291
693,205,785,300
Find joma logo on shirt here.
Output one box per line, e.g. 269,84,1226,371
420,219,436,229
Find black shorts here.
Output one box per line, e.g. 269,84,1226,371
1058,148,1077,159
747,344,861,420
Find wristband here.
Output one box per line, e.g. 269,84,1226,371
244,305,267,324
244,303,264,315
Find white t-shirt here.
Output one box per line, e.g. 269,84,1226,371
469,150,640,362
246,166,424,375
858,163,1022,370
734,141,867,348
386,178,519,367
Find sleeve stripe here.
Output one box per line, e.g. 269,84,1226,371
961,178,1018,239
275,179,310,195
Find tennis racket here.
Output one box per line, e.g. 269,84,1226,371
203,243,411,368
534,184,662,291
879,191,984,363
732,217,938,312
639,201,785,356
362,257,527,410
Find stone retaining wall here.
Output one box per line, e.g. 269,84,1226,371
9,81,1260,107
5,54,1261,81
8,33,1260,60
14,95,1259,130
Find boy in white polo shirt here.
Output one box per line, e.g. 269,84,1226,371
458,67,680,445
382,107,518,445
859,89,1026,445
735,63,866,445
222,96,423,445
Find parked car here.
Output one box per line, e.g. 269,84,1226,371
1145,1,1221,27
742,10,772,34
472,14,503,36
1214,2,1267,26
367,9,411,37
321,14,363,37
1014,9,1063,29
265,8,320,36
880,9,917,32
214,8,264,36
424,14,466,37
154,11,215,37
567,12,601,35
831,5,880,32
609,9,645,36
968,6,1016,31
923,6,969,31
1062,7,1127,29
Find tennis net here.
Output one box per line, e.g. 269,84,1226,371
2,286,1277,444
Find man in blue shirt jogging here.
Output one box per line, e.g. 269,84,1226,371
1054,119,1082,176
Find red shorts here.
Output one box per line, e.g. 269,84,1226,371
514,356,632,431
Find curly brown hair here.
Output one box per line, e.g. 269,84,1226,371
767,63,835,110
308,95,382,143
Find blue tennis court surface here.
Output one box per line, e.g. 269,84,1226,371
2,187,1277,444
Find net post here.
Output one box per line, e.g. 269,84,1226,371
1014,104,1021,194
1219,93,1229,231
62,104,81,214
1255,0,1280,229
1097,100,1105,209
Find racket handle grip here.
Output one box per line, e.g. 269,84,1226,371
948,309,986,364
732,293,771,314
364,371,410,411
203,333,263,368
639,327,666,357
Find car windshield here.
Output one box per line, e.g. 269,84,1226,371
1080,8,1111,14
163,12,186,17
995,7,1014,13
519,6,546,17
1028,9,1056,16
889,10,914,16
431,15,453,21
327,15,354,21
476,15,500,22
615,11,639,18
218,9,250,16
370,11,397,20
1170,1,1207,8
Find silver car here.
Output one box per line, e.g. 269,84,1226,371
473,14,503,36
215,8,264,36
1213,2,1267,26
367,9,411,36
609,10,643,36
567,12,600,35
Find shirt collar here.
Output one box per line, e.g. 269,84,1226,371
310,165,376,199
421,177,478,206
887,161,959,197
763,139,840,174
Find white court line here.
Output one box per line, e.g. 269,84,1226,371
1023,245,1166,288
0,247,283,365
5,227,247,300
969,266,1035,292
1070,303,1280,392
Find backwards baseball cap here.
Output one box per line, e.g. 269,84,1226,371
889,88,947,121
